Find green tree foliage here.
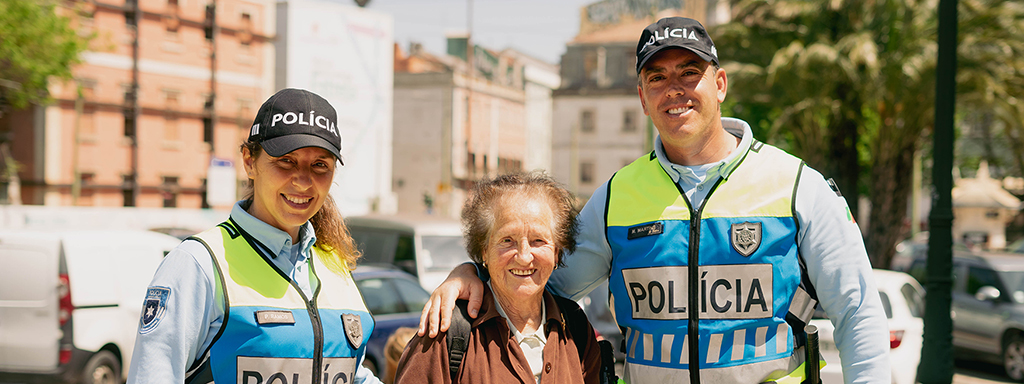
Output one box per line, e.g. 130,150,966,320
714,0,1024,268
0,0,88,113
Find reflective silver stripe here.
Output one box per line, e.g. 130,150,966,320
679,334,689,364
755,326,768,357
707,333,724,364
643,333,654,360
624,353,800,384
732,329,746,361
629,328,640,359
776,323,789,354
661,334,674,363
788,287,817,325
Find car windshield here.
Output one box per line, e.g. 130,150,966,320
997,270,1024,303
421,235,470,271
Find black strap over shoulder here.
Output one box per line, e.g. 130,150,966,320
447,300,474,382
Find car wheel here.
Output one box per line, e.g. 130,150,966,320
82,350,121,384
362,357,379,377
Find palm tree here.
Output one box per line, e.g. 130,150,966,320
718,0,1024,268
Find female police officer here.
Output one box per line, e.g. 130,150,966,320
128,88,382,384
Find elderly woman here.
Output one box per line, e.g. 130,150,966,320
393,172,602,384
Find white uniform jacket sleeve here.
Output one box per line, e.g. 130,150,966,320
547,180,614,301
126,240,220,384
796,167,891,384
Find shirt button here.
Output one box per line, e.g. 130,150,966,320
697,184,704,191
544,363,551,373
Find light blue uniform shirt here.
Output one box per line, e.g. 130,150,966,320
127,201,382,384
547,118,891,384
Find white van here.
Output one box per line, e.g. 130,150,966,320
346,214,469,291
0,229,181,383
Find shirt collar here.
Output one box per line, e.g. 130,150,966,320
654,117,753,183
230,200,317,261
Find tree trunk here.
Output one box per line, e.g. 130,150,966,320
866,138,917,269
829,83,862,216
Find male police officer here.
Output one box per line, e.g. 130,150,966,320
419,17,889,384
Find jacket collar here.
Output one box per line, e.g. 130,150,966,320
652,117,754,183
474,284,567,335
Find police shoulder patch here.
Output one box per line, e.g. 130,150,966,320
140,286,171,334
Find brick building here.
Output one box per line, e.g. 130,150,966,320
0,0,273,208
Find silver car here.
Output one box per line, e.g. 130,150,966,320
911,252,1024,381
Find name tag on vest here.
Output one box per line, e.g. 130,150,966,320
628,222,664,240
255,310,295,325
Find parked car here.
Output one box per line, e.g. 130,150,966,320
906,251,1024,381
352,266,430,378
346,214,470,291
0,229,181,384
810,269,925,384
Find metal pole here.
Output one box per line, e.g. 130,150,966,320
919,0,957,382
131,0,141,206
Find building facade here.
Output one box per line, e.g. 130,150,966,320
392,40,559,218
552,0,730,201
1,0,273,208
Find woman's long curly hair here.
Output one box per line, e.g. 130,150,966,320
241,141,361,272
461,171,579,267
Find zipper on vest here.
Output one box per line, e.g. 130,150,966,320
227,219,327,384
291,279,324,384
676,177,724,384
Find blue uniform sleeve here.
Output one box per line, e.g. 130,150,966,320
126,240,221,384
547,181,614,301
795,167,891,384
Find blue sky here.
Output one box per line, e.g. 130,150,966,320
366,0,595,64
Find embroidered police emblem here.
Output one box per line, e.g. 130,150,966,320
139,286,170,334
342,314,363,348
731,222,762,257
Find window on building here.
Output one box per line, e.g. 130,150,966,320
203,97,214,144
164,0,180,33
580,161,595,184
123,89,135,138
239,13,253,46
580,109,595,133
583,49,598,83
622,109,637,132
237,98,253,128
123,111,135,138
81,106,97,137
122,175,135,207
200,178,209,208
204,3,215,40
162,176,179,208
165,91,180,141
78,78,97,99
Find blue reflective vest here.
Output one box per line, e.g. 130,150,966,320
185,220,373,384
606,142,817,383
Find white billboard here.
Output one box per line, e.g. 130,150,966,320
276,0,396,215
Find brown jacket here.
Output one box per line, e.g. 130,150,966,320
394,286,602,384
